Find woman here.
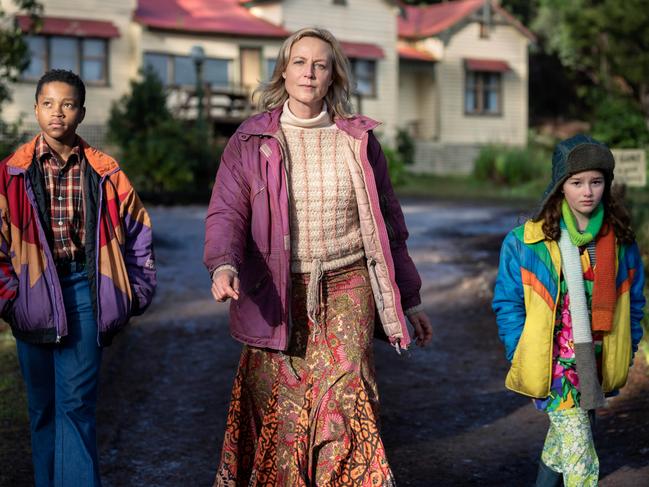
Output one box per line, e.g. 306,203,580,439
492,135,645,486
204,27,432,486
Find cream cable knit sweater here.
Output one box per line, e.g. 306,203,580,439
280,101,365,274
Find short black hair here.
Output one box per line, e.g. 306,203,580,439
35,69,86,107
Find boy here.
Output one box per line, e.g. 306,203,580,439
0,69,156,486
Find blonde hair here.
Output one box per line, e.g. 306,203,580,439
255,27,354,119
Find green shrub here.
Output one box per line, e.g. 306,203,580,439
107,68,221,200
0,117,28,155
590,94,649,149
396,128,415,165
382,146,406,187
474,145,499,181
474,144,548,186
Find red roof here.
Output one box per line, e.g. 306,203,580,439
465,58,510,72
398,44,436,62
135,0,289,38
399,0,534,41
340,41,384,60
399,0,484,38
17,15,120,38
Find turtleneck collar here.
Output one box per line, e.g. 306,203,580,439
280,99,335,129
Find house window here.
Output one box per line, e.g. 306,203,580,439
465,70,501,115
333,0,347,5
265,58,277,80
82,39,108,82
144,53,230,88
204,59,230,87
351,59,376,97
143,53,169,85
23,37,46,80
22,35,108,85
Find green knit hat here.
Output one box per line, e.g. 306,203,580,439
537,134,615,217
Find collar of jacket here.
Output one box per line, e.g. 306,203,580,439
237,106,381,138
523,219,547,244
6,134,120,177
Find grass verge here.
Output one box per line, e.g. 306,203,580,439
395,172,544,205
0,326,27,422
0,324,30,485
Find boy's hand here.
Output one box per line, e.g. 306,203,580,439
211,269,240,302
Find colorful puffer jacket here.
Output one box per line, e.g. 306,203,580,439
204,107,422,351
492,219,645,398
0,135,156,346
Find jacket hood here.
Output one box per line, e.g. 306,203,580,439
7,134,120,177
237,106,381,138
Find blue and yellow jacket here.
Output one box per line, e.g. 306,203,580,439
492,220,645,398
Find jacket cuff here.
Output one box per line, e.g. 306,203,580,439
211,264,238,279
404,303,424,317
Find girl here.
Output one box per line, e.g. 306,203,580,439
492,135,645,486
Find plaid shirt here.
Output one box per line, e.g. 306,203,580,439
36,134,85,262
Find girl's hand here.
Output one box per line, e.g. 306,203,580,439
211,269,240,302
408,311,433,347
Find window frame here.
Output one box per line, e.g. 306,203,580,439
20,35,109,86
464,69,503,117
350,58,377,98
265,58,277,81
81,38,110,85
143,51,232,89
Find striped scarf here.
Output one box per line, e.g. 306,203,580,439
559,201,616,410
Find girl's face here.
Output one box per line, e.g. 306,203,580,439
562,170,605,218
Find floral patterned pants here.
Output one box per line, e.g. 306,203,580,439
541,408,599,486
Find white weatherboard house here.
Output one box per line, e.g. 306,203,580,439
2,0,534,174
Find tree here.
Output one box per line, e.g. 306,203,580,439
107,68,221,200
534,0,649,123
0,0,42,154
0,0,42,107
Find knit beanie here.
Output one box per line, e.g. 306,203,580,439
536,134,615,217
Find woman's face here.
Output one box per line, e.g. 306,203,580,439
562,170,606,218
283,36,333,117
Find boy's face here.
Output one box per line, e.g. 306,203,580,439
34,81,85,145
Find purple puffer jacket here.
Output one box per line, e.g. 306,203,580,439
204,107,422,351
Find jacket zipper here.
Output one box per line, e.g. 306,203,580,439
368,257,385,311
94,175,106,346
268,132,293,351
22,172,64,342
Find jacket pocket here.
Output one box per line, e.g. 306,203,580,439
232,255,282,338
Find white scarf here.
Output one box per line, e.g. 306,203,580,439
559,228,605,410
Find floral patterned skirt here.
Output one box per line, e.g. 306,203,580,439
213,260,395,487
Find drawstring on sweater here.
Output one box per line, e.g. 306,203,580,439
307,259,324,337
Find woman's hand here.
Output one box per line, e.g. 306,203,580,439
211,269,240,302
408,311,433,347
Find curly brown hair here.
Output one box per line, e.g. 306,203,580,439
534,181,635,245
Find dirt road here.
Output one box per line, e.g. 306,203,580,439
3,203,648,486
